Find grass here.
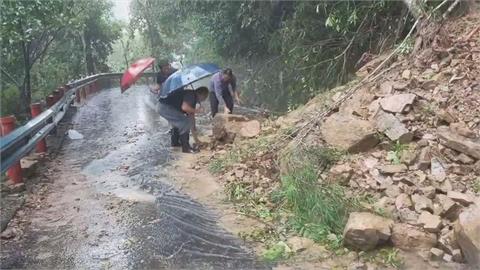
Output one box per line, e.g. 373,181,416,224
280,145,344,176
262,241,289,261
280,165,356,247
473,178,480,194
387,141,408,165
396,37,414,55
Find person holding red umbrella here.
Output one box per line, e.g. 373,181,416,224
151,59,177,94
152,59,183,146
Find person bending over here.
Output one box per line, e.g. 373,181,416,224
209,68,241,117
158,87,209,153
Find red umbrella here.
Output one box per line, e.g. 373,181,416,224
120,57,155,93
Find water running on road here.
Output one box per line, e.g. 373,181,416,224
1,86,266,269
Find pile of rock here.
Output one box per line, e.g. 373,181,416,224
321,18,480,267
212,114,261,143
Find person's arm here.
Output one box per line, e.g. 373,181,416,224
230,76,241,104
181,102,200,114
191,115,201,145
181,92,203,115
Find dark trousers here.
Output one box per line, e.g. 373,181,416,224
210,90,234,117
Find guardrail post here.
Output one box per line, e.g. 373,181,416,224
53,89,62,103
30,103,47,153
75,89,81,104
80,87,86,102
0,116,23,183
46,95,55,107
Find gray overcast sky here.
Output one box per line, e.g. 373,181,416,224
112,0,131,22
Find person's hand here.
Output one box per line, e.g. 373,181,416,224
224,105,231,114
195,107,205,114
236,96,243,105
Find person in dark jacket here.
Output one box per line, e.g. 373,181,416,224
156,59,177,90
158,87,209,153
209,68,241,117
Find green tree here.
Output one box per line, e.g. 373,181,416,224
1,0,81,115
1,0,120,117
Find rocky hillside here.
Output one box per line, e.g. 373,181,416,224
204,11,480,269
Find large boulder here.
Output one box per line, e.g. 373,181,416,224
455,205,480,267
437,126,480,159
343,212,393,251
212,114,261,142
320,113,379,153
391,223,437,250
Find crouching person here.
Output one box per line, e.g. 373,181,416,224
158,87,209,153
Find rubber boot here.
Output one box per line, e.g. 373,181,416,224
171,128,181,147
180,132,198,153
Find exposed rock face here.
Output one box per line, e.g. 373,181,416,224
379,93,416,113
320,113,379,153
375,110,413,143
391,223,437,250
455,205,480,267
437,126,480,159
343,212,393,251
212,114,260,142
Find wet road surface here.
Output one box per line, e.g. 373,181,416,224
0,86,266,269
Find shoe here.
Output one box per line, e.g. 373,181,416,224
171,128,181,147
179,132,199,153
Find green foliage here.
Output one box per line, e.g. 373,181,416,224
387,141,408,165
1,0,120,117
473,178,480,194
396,37,415,55
262,241,290,262
126,0,413,112
281,166,353,238
281,145,344,176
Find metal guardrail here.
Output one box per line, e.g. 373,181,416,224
0,72,155,174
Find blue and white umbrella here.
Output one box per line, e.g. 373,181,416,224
159,63,221,98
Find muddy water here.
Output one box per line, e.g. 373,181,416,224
0,86,266,269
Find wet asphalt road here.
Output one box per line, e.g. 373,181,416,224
0,86,266,269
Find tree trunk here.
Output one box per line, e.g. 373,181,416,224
81,31,89,75
20,40,32,116
84,30,95,75
120,39,129,69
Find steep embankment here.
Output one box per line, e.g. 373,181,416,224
172,12,480,270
